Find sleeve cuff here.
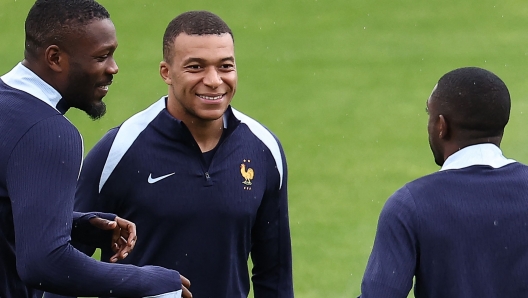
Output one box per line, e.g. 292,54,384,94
145,290,182,298
71,211,117,248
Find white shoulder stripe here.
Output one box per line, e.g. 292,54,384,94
231,108,284,189
99,97,166,192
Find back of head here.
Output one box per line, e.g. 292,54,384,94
162,10,233,62
430,67,510,140
25,0,110,59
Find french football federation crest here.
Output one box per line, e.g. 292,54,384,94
240,160,254,189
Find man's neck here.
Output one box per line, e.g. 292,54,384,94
166,99,227,152
445,137,502,160
21,59,59,94
184,117,224,152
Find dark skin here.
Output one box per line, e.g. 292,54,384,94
181,276,192,298
88,216,137,262
22,19,118,118
426,94,502,166
23,19,192,297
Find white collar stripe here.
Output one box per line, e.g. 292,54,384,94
440,143,516,171
99,97,165,192
1,63,62,112
231,108,284,189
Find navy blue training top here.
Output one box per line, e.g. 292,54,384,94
71,97,294,298
360,146,528,297
0,64,182,298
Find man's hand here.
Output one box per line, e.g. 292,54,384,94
181,274,192,298
88,216,137,262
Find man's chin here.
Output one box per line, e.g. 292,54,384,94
199,109,228,121
85,101,107,120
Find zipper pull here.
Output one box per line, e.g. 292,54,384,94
203,171,214,186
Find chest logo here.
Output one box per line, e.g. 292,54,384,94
240,160,254,188
148,172,175,184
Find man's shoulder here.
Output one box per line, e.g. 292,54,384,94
383,171,448,211
391,170,461,204
395,162,528,207
231,108,279,137
0,93,75,148
230,107,284,154
109,99,166,148
92,99,165,155
230,107,285,161
0,85,58,115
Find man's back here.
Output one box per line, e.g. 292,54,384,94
412,163,528,296
362,162,528,297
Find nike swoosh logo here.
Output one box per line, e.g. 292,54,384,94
148,172,175,184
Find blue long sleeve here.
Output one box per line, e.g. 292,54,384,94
359,186,417,298
6,116,181,297
251,141,294,298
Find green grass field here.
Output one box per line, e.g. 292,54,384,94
2,0,528,297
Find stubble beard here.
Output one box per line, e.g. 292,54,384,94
86,101,107,120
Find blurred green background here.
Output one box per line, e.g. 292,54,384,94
2,0,528,297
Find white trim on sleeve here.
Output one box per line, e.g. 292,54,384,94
99,97,165,192
144,290,182,298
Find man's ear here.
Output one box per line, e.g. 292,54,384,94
159,61,172,85
438,114,449,139
45,45,65,72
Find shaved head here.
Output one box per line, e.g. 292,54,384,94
429,67,510,140
163,11,233,63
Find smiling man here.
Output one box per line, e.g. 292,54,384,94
0,0,188,297
71,10,294,298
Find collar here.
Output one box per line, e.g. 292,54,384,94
440,143,516,171
1,62,68,114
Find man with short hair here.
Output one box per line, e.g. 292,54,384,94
72,10,294,298
0,0,189,297
359,67,528,297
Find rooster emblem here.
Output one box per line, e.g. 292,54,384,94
240,163,254,186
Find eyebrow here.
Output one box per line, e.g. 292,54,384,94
92,43,118,55
183,56,235,64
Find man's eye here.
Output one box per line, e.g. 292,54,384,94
187,65,201,69
96,55,109,61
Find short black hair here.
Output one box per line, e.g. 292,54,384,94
25,0,110,58
431,67,510,139
163,11,233,62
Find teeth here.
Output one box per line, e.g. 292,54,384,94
100,85,109,91
198,94,223,100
